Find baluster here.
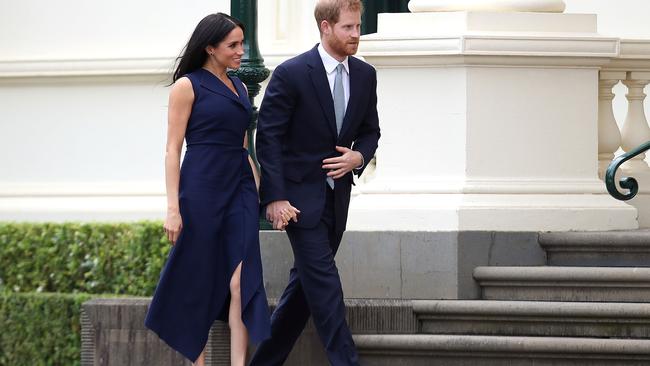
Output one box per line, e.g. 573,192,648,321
598,72,624,178
621,73,650,169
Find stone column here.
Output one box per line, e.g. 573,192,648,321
350,1,637,231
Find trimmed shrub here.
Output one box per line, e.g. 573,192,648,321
0,222,171,364
0,221,169,296
0,292,92,366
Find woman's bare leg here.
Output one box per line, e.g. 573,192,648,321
229,262,248,366
193,349,206,366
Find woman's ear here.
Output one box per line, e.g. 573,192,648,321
205,45,214,56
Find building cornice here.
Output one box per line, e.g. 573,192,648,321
604,39,650,71
359,34,619,68
0,57,176,79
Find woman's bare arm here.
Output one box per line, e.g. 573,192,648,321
163,77,193,244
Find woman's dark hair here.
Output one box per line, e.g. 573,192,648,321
171,13,245,83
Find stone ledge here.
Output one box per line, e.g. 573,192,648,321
359,35,619,61
407,0,567,14
377,12,593,35
355,334,650,365
355,334,650,354
413,299,650,317
81,297,418,366
261,231,545,300
474,266,650,302
413,300,650,338
268,298,418,334
539,230,650,266
0,58,174,78
474,266,650,282
539,230,650,247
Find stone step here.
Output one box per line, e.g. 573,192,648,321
413,300,650,338
539,230,650,267
82,298,417,366
473,266,650,302
354,334,650,366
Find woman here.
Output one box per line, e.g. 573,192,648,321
145,13,275,366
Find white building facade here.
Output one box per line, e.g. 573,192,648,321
1,0,649,230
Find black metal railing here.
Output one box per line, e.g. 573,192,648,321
229,0,272,229
605,141,650,200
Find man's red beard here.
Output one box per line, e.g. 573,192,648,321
329,36,360,56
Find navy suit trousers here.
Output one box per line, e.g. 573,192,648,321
249,187,359,366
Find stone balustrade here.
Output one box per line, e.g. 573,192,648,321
598,44,650,226
598,72,650,172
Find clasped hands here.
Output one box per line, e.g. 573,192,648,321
267,147,363,230
266,200,300,231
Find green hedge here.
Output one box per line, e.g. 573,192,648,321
0,291,91,366
0,221,168,296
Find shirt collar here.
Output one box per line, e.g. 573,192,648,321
318,43,349,74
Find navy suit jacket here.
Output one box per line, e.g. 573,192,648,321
256,45,380,233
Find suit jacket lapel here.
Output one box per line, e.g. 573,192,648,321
338,59,360,140
307,47,338,139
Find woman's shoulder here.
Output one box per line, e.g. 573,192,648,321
170,76,195,101
174,68,206,95
182,68,204,83
173,75,193,89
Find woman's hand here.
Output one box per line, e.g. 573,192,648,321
266,200,300,231
164,210,183,245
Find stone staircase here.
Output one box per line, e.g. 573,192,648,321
81,230,650,365
355,230,650,365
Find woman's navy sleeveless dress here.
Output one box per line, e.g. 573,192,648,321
145,68,271,362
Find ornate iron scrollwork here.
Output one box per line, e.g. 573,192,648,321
605,141,650,200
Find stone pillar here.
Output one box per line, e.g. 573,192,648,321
351,3,637,231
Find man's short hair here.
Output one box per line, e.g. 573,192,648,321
314,0,364,35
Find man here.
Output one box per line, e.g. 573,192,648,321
250,0,380,365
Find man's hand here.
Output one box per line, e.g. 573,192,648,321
266,200,300,231
322,146,363,179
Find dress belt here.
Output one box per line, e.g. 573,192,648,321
186,142,246,151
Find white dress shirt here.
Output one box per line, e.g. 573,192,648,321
318,43,350,111
317,43,365,173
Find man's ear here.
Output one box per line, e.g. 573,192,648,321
320,20,331,36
